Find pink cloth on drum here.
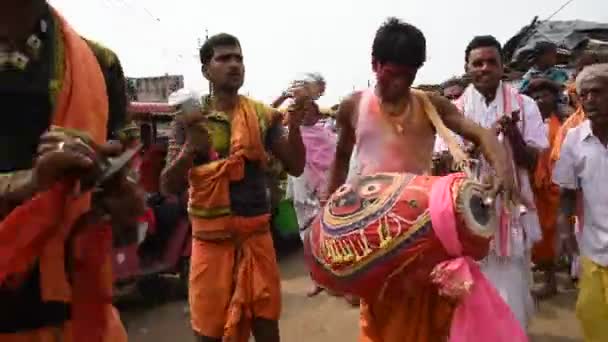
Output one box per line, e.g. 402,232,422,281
429,173,528,342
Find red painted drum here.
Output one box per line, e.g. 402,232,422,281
304,172,495,301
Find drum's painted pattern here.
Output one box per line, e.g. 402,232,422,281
304,172,491,300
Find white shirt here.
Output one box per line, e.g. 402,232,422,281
434,83,548,152
553,120,608,266
460,83,548,255
460,83,548,150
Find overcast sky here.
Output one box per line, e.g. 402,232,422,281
49,0,606,106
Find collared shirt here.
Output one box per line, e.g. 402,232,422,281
553,120,608,266
461,84,548,149
460,83,548,256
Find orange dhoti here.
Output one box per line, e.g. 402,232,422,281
189,217,281,341
359,283,454,342
532,185,560,264
532,115,562,264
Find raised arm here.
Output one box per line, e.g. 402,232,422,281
325,94,358,197
269,109,305,177
160,115,209,195
271,90,292,109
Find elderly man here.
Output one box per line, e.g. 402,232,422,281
553,63,608,341
0,0,141,341
161,33,306,342
272,72,326,109
456,35,548,329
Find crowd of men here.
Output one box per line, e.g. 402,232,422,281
1,1,608,342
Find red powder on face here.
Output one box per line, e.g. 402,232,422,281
372,59,415,87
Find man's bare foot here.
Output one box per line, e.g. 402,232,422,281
306,284,323,297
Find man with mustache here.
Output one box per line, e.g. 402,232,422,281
326,19,513,342
0,0,143,341
456,35,548,329
161,33,306,342
553,63,608,341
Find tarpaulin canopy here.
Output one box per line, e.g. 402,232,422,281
504,17,608,71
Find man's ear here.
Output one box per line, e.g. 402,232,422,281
464,62,469,74
201,65,209,80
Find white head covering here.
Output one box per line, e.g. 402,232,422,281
576,63,608,93
168,88,200,114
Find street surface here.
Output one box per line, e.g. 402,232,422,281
120,247,582,342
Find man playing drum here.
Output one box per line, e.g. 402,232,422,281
326,18,513,342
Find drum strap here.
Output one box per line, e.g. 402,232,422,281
411,89,469,170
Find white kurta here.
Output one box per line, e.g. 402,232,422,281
457,83,548,328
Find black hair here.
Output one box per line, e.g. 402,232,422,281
524,78,561,96
465,35,502,63
372,17,426,69
199,33,241,66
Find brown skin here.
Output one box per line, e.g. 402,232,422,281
326,67,512,200
529,87,561,298
580,77,608,140
443,84,465,101
466,46,539,171
529,88,561,121
272,80,326,108
34,133,145,227
162,44,304,342
201,44,306,174
557,76,608,257
161,44,306,196
0,0,144,226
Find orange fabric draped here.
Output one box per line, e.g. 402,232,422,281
532,115,562,263
550,108,586,163
188,97,280,340
189,217,281,341
0,7,125,342
359,282,454,342
188,96,267,231
551,83,585,163
550,83,586,232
